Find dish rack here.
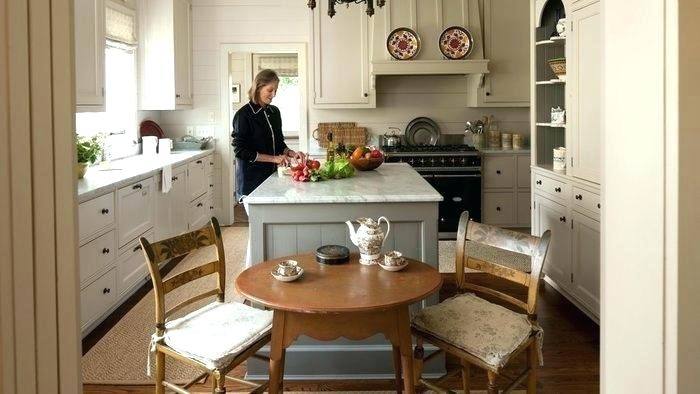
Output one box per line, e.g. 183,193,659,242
313,122,368,148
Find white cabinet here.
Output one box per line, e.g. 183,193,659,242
189,193,212,230
569,1,601,183
470,0,530,107
117,177,155,247
138,0,193,110
155,165,188,240
79,230,116,283
80,268,117,329
78,192,115,241
187,158,208,201
310,1,373,108
481,153,530,227
74,0,105,111
534,194,571,289
116,231,154,296
571,211,600,315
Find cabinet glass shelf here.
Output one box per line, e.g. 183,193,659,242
536,122,567,128
536,79,566,85
535,36,566,46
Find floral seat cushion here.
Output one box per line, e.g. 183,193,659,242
412,293,542,369
160,302,273,370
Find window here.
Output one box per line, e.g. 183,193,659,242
252,53,301,136
75,2,138,160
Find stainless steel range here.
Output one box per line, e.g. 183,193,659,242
383,145,481,238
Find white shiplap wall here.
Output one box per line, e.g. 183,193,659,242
159,0,529,148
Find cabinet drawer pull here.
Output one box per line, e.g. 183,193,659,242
597,203,601,209
209,184,214,187
496,206,501,212
101,208,110,215
171,176,178,181
486,92,491,96
209,162,214,166
496,170,501,174
363,93,368,97
176,93,181,98
133,244,142,252
536,180,542,185
132,183,142,190
210,206,214,210
554,187,562,193
196,202,203,207
575,194,583,200
102,248,110,254
102,288,111,294
196,160,203,164
559,216,566,222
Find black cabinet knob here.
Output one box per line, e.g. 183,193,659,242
575,194,583,200
496,170,501,174
102,248,110,254
210,206,214,210
555,187,562,193
196,160,202,164
176,93,181,98
363,93,368,97
496,207,501,211
486,92,491,96
101,208,110,214
559,216,566,222
209,184,214,188
536,180,542,185
132,183,142,190
133,245,142,252
196,202,203,207
172,176,178,181
103,288,111,294
597,203,601,209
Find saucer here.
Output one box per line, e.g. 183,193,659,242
271,267,304,282
378,260,408,272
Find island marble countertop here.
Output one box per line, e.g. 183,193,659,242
245,163,443,204
77,149,214,203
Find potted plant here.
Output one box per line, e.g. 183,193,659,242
75,135,101,178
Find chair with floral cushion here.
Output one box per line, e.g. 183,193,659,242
411,211,551,394
139,217,273,394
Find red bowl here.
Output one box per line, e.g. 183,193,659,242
349,156,384,171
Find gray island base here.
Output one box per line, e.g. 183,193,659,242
244,163,446,380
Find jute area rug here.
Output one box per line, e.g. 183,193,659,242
81,227,458,385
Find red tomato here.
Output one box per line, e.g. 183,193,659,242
309,160,321,170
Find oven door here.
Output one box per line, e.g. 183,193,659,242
423,173,481,237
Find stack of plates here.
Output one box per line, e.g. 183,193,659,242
405,117,441,146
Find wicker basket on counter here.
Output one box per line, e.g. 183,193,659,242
313,122,368,148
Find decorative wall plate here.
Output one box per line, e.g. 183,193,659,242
386,27,421,60
439,26,474,60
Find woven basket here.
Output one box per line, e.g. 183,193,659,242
548,58,567,79
313,122,368,148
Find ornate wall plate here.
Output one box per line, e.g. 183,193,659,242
386,27,421,60
439,26,474,60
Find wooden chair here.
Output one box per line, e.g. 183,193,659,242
411,211,552,394
139,217,272,394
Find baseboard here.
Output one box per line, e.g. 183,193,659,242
544,276,599,324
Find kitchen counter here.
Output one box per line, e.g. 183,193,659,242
246,163,443,204
77,149,214,203
244,162,444,380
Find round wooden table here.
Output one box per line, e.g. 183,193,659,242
235,253,442,393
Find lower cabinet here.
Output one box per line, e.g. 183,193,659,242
532,168,600,319
189,192,213,230
155,165,188,240
80,267,117,329
116,230,154,297
481,152,531,227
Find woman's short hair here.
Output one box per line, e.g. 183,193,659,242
248,69,280,103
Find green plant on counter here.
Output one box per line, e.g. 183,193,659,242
76,135,102,164
320,157,355,179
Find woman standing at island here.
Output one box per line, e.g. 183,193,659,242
232,69,306,203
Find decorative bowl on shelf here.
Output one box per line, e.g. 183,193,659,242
548,58,567,80
349,156,384,171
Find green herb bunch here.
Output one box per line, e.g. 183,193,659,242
76,135,102,164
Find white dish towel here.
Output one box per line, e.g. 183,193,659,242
162,164,172,194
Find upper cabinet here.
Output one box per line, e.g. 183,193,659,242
74,0,105,112
568,1,601,183
138,0,193,110
470,0,531,107
310,2,374,108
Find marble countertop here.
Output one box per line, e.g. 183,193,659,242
246,163,443,204
77,149,214,203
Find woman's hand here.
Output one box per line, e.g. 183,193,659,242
273,155,290,166
286,149,307,164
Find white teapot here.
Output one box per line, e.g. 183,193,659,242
346,216,391,265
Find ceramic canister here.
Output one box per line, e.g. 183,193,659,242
487,130,501,149
501,133,513,149
513,134,526,150
553,147,566,172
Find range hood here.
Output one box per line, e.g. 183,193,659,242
372,59,489,76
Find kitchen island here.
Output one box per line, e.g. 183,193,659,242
244,162,445,380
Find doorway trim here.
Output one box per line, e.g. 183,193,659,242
218,43,308,224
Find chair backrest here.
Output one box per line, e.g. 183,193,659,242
139,217,226,334
454,211,551,318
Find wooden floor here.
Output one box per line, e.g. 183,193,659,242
83,267,599,393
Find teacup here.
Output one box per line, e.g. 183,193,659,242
384,251,404,266
276,260,299,276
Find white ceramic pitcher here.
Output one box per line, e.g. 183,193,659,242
346,216,391,265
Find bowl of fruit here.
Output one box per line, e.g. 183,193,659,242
349,146,384,171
